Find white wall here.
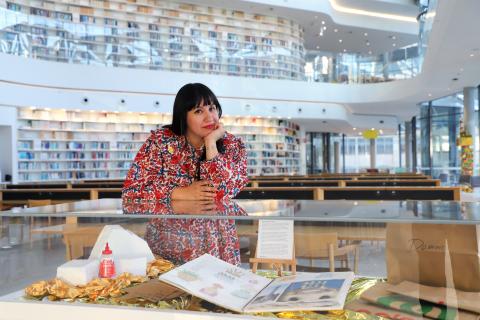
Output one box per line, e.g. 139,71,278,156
0,105,17,183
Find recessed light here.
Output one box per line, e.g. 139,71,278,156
391,35,396,40
353,127,356,130
368,50,372,54
428,93,432,97
379,130,384,134
339,39,343,43
392,43,396,47
321,21,325,24
323,26,327,30
364,32,368,36
371,127,375,130
366,42,370,46
343,49,347,52
316,45,320,49
358,132,362,136
334,28,338,32
470,53,475,57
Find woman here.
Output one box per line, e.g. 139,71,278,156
122,83,248,202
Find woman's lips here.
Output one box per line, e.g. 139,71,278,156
202,124,216,129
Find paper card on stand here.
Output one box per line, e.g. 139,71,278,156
88,225,154,262
256,220,294,260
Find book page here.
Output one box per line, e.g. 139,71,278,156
159,254,271,313
244,272,354,313
255,220,294,260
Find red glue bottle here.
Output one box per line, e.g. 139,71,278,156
99,242,116,278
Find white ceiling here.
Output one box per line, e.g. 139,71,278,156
188,0,419,54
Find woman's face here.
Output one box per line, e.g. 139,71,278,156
186,103,220,139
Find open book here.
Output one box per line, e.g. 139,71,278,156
159,254,354,313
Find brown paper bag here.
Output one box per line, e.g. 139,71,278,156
386,223,480,291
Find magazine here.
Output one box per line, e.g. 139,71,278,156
159,254,354,313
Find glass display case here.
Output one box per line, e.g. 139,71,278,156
1,199,479,319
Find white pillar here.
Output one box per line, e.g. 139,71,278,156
370,139,376,169
334,141,340,173
464,87,478,175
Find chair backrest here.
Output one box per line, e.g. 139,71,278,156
459,175,472,185
438,173,448,183
294,232,338,258
471,176,480,188
27,199,52,207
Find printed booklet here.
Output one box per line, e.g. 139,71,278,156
159,254,354,313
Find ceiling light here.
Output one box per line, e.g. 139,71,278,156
314,16,318,19
366,41,370,46
321,21,325,24
328,0,417,22
323,26,327,30
460,68,464,72
392,43,396,47
470,53,475,57
334,28,338,32
338,39,343,43
391,35,396,40
353,127,356,130
364,32,368,36
428,93,432,97
368,50,372,55
358,132,362,136
316,45,320,49
379,130,384,134
371,127,375,130
343,49,347,52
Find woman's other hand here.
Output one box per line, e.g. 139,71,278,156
171,180,216,200
171,200,218,215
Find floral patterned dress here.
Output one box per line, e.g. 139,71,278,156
123,199,247,265
122,127,249,265
122,127,248,202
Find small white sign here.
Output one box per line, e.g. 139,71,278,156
256,220,294,260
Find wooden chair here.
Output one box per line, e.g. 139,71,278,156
294,232,360,273
27,199,52,247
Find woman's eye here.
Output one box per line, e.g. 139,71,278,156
209,106,216,112
194,109,202,114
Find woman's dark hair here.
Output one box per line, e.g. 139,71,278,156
164,83,225,165
167,83,222,135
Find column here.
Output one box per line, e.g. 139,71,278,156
334,141,340,173
463,87,477,175
370,139,376,169
405,121,412,172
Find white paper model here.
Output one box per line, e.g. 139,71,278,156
159,254,354,313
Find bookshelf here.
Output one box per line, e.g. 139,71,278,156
16,108,303,182
1,0,305,80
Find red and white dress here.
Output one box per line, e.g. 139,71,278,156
122,127,248,202
122,127,248,265
122,199,247,266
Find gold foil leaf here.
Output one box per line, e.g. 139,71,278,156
25,280,49,297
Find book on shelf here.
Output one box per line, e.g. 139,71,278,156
159,254,353,313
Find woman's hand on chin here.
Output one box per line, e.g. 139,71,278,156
204,123,225,144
